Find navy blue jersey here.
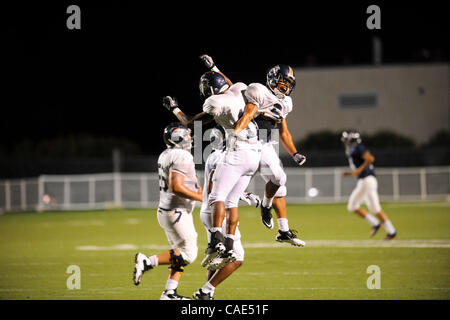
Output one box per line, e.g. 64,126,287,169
346,143,375,179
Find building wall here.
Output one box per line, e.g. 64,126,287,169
286,63,449,152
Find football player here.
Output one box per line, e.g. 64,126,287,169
163,69,262,271
133,123,203,300
341,130,397,240
193,125,259,300
200,55,306,247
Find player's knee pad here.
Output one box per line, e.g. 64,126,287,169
275,185,287,197
169,249,187,272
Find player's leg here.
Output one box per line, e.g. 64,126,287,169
206,175,252,270
365,176,397,239
203,149,259,267
193,227,245,300
348,179,381,235
203,159,243,267
134,208,197,300
260,149,283,222
272,193,305,246
259,144,286,228
160,210,197,299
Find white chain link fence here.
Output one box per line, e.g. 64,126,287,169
0,166,449,213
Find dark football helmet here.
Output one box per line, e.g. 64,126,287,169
199,71,229,98
341,129,362,144
163,122,192,150
266,64,296,98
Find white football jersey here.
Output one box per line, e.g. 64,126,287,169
157,148,198,211
200,149,225,214
245,83,293,123
203,82,259,147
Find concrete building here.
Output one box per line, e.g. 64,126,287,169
285,63,449,154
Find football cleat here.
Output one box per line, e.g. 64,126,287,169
276,229,306,247
160,289,191,300
384,232,397,240
260,205,274,229
192,288,214,300
201,242,226,268
207,249,237,271
370,223,383,237
133,252,153,286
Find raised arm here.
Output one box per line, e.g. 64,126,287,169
162,96,214,129
200,54,233,87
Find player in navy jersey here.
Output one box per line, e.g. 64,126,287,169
341,130,397,240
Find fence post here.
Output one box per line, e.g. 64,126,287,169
5,180,11,212
37,176,44,212
334,168,341,202
305,169,312,202
114,172,122,207
420,168,427,200
20,179,26,211
64,176,70,210
140,174,148,207
89,176,95,209
392,169,400,201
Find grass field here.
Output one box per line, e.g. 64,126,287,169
0,202,449,300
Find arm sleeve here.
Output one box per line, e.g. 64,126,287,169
170,151,193,177
356,144,367,157
244,83,264,108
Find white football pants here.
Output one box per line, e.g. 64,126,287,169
157,207,198,264
259,142,287,197
347,175,382,214
209,148,261,209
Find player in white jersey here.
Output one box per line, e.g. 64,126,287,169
200,55,306,246
163,67,262,271
189,125,259,299
133,122,203,300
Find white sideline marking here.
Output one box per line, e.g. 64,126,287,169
246,240,450,248
75,239,450,251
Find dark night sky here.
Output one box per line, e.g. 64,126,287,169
1,1,448,155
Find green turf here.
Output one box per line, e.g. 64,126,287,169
0,202,449,300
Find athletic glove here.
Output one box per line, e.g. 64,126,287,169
200,54,219,72
240,192,261,207
292,152,307,166
162,96,178,112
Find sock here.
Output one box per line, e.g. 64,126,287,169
210,227,222,233
277,218,290,232
384,220,396,235
201,281,215,296
148,255,158,267
165,279,178,291
225,233,238,240
262,195,274,208
364,214,379,227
